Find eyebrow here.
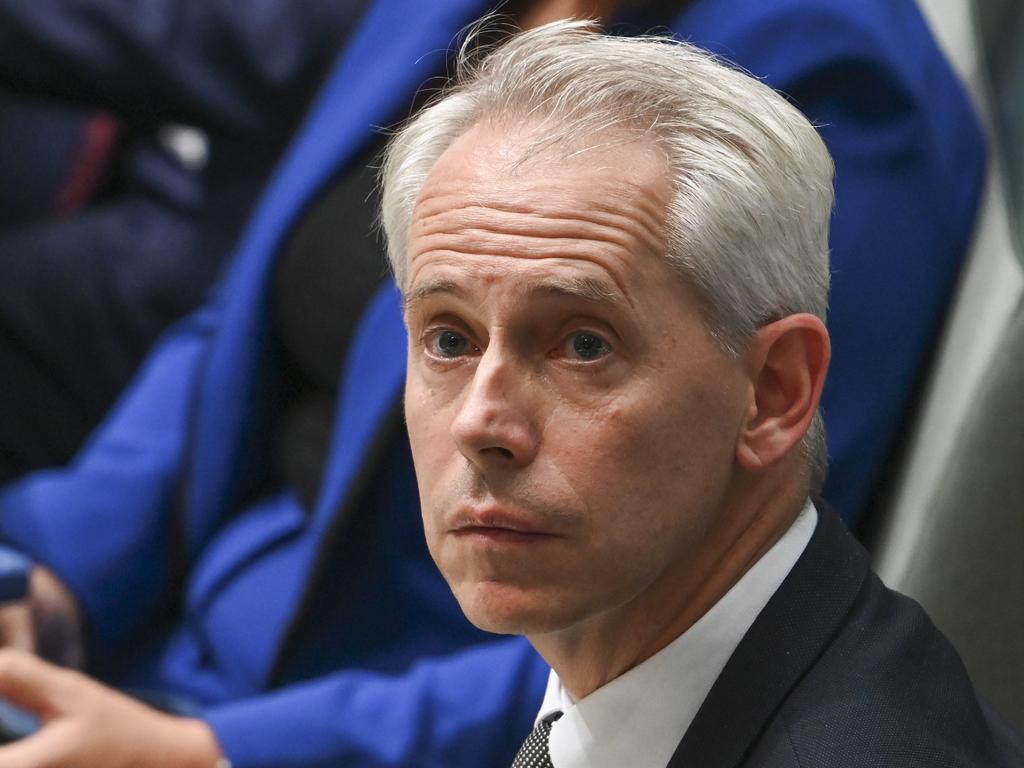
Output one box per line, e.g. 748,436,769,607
403,273,630,315
403,277,466,313
534,276,629,308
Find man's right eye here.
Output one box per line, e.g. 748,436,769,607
429,330,473,358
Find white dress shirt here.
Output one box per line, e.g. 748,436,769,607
535,501,818,768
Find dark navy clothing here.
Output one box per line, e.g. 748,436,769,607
0,95,110,227
0,0,368,481
668,507,1024,767
0,93,208,480
0,0,987,765
0,0,368,143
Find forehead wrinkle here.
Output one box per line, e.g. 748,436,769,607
414,172,660,213
408,240,636,271
412,202,662,254
407,130,674,306
409,194,667,271
404,263,634,317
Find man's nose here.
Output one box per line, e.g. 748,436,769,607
451,347,540,471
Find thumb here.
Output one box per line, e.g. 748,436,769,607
0,649,68,719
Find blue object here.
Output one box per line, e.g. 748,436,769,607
0,697,38,744
0,545,30,604
0,0,985,765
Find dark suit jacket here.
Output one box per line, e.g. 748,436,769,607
669,508,1024,767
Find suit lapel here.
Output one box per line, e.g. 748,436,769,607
182,0,493,559
667,508,869,768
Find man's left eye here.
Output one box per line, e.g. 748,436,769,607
566,331,611,361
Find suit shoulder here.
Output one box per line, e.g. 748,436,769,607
758,575,1024,767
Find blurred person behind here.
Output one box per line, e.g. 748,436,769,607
0,0,368,482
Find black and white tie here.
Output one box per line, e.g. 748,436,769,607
511,711,564,768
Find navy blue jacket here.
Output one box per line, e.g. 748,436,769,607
669,507,1024,767
0,0,986,765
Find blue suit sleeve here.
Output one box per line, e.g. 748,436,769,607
0,0,366,141
681,0,986,522
0,302,220,658
204,637,549,768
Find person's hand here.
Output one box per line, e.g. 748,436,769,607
0,649,225,768
0,602,33,654
0,566,84,668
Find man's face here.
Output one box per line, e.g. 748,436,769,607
403,123,753,642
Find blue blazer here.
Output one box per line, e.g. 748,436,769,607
0,0,985,765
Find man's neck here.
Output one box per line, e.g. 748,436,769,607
529,480,807,699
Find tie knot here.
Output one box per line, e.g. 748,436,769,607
511,711,564,768
541,710,564,727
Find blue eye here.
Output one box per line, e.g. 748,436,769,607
431,330,472,358
569,331,611,361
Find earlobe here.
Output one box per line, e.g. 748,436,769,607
735,315,830,473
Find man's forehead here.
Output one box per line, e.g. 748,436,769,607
403,264,632,314
407,130,672,281
403,122,679,318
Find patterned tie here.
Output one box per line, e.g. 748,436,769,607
511,711,564,768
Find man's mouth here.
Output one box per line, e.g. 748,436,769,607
449,507,560,543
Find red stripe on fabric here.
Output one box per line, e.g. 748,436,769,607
57,113,119,216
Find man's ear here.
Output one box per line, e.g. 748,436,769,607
735,314,830,473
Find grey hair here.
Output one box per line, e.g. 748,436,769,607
380,19,834,492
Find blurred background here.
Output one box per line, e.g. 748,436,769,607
868,0,1023,730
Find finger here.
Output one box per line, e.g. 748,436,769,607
0,650,68,719
0,723,69,768
0,603,37,653
27,568,84,670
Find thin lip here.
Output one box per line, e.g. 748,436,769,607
448,506,558,537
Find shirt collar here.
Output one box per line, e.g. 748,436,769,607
537,500,818,768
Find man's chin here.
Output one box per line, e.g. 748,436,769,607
454,580,572,636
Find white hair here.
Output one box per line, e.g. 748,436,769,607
380,19,834,491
